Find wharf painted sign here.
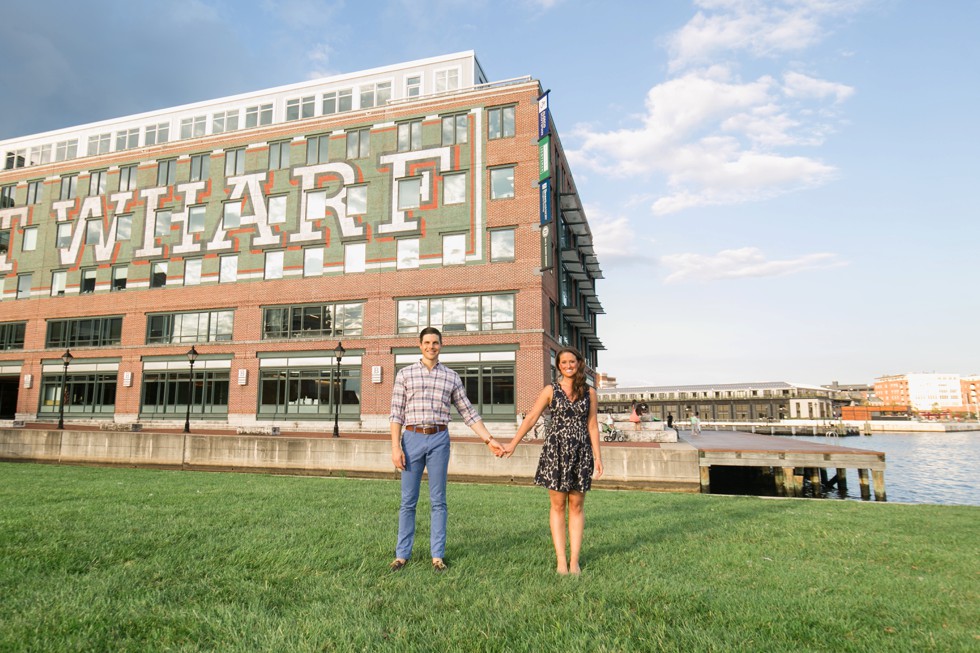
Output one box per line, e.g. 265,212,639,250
0,130,483,277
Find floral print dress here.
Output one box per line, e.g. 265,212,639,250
534,382,595,492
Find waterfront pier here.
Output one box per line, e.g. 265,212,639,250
0,424,886,499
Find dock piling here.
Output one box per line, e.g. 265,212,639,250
858,469,871,500
872,470,886,502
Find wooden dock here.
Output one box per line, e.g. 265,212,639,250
681,430,887,500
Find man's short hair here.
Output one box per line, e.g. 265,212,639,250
419,326,442,343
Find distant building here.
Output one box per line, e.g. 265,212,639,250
598,382,839,421
874,374,962,412
962,375,980,417
596,372,617,389
822,381,877,405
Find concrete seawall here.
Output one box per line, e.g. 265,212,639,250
0,428,701,492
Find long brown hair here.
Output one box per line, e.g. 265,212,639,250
555,347,587,401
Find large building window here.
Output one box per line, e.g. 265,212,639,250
40,372,117,416
16,274,32,299
323,89,352,115
442,233,465,265
46,316,123,348
490,228,515,262
184,258,202,286
346,129,370,159
405,75,421,98
396,238,419,270
359,81,391,109
118,166,137,192
306,134,329,165
398,177,421,210
56,223,72,248
146,310,234,344
397,120,422,152
262,302,364,340
265,250,284,280
487,106,516,139
55,139,77,162
88,170,107,196
157,159,176,186
51,270,66,296
180,115,207,140
0,322,26,350
286,96,315,121
116,128,139,151
225,148,246,176
434,68,459,93
60,174,77,200
220,255,238,283
80,268,97,294
151,261,168,288
26,180,42,204
490,166,515,199
259,365,361,418
1,184,15,208
141,369,230,417
112,266,127,291
344,242,366,273
187,206,206,233
397,293,515,334
87,133,111,156
454,363,515,418
443,172,466,205
347,185,367,215
145,123,169,146
441,114,468,145
245,103,273,128
22,226,37,251
212,109,239,134
0,229,8,254
270,140,291,169
190,153,210,181
268,195,287,224
304,247,323,277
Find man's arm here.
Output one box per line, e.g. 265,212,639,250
390,371,407,470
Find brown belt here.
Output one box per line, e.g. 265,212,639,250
404,424,447,435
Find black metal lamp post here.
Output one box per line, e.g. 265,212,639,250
184,346,199,434
332,341,345,438
57,349,73,429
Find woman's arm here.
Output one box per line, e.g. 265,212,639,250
588,388,603,478
502,385,553,457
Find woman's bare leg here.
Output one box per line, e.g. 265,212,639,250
549,490,569,574
568,491,586,574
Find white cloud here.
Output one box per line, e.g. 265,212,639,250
569,1,859,216
668,0,864,72
585,205,653,266
661,246,846,283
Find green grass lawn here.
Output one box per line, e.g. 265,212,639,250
0,462,976,652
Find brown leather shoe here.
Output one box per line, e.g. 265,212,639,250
389,558,407,572
432,558,448,573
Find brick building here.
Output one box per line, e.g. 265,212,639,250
0,52,603,434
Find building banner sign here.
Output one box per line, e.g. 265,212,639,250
539,179,552,225
537,92,550,140
538,135,551,182
540,221,553,271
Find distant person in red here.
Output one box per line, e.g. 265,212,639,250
629,400,641,431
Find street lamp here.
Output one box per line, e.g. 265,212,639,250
332,341,345,438
57,349,73,429
184,346,199,434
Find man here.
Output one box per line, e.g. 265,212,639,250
389,327,503,572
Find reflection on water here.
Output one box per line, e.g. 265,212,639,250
789,431,980,506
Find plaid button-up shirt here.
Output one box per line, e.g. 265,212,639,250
389,360,481,427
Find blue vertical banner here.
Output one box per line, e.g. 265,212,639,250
538,90,553,271
539,178,552,225
537,91,550,140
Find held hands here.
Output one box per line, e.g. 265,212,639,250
487,439,505,457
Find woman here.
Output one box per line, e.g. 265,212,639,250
629,400,641,431
503,347,603,575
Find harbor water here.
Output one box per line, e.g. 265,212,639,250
787,431,979,506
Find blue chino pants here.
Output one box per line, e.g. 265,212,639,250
395,428,450,560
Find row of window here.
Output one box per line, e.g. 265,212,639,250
2,162,516,226
2,94,513,176
6,229,515,299
3,293,515,349
35,362,515,419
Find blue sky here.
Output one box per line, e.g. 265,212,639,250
1,0,977,387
